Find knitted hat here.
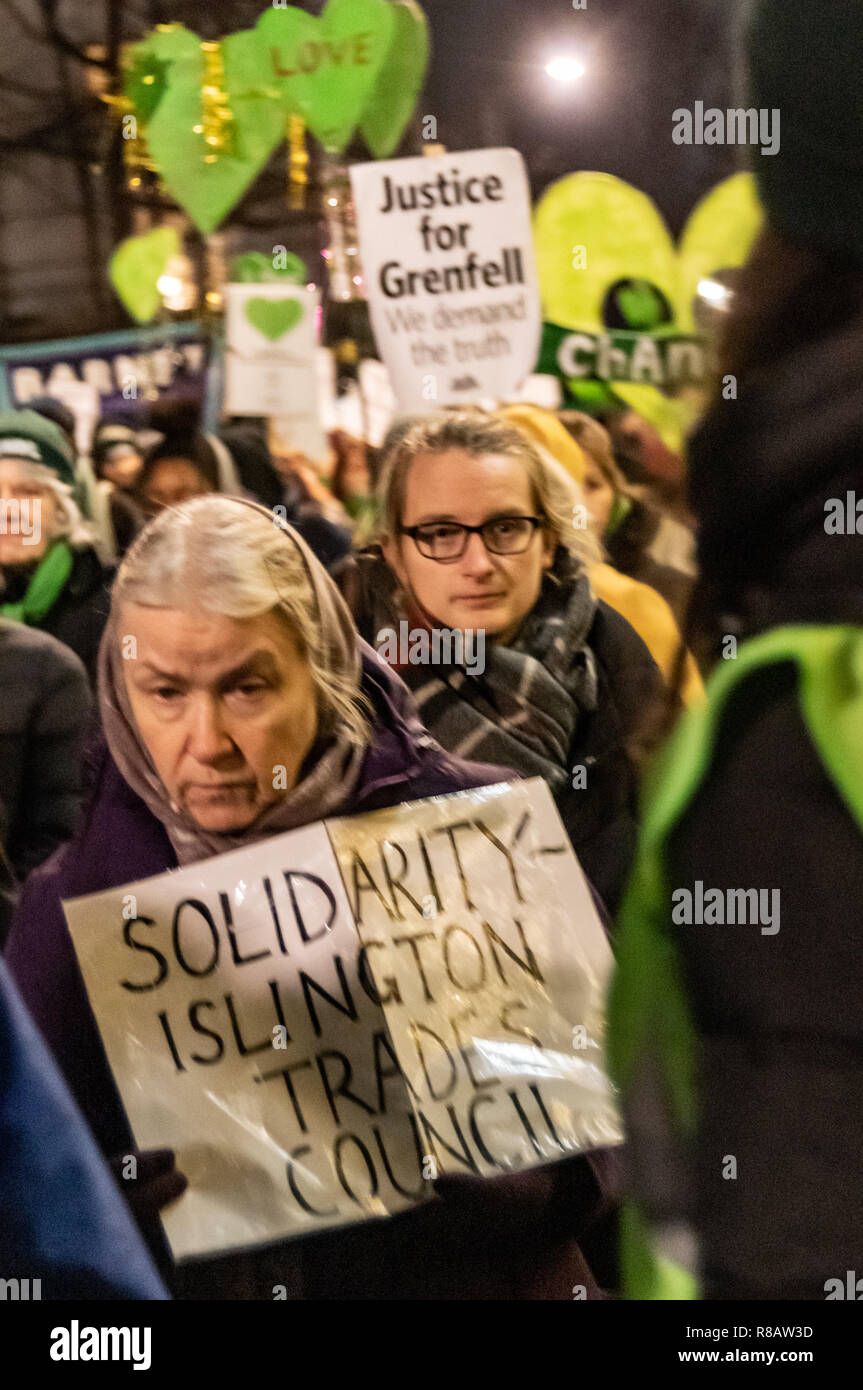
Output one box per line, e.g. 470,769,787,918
498,403,588,484
0,409,76,488
748,0,863,264
28,395,77,446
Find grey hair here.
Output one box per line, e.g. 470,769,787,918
4,461,93,547
111,496,369,746
376,410,602,567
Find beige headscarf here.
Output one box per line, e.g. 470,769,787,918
98,498,368,866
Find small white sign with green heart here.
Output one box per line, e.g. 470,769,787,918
225,283,319,418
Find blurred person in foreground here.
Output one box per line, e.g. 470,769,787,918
342,410,663,915
0,410,113,681
6,495,616,1300
608,0,863,1301
0,958,166,1299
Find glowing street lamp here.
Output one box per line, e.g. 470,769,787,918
545,56,585,83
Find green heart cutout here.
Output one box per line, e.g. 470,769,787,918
533,171,764,449
258,0,396,153
359,0,430,159
244,296,305,340
108,225,180,323
123,25,201,129
534,172,681,335
145,28,284,236
676,172,764,332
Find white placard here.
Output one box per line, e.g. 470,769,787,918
350,148,542,411
63,781,622,1262
225,283,320,424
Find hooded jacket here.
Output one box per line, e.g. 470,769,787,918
6,651,615,1300
615,307,863,1300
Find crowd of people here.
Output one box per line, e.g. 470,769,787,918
1,0,860,1304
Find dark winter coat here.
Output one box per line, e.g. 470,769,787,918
0,620,92,944
655,312,863,1300
6,653,617,1300
19,545,113,683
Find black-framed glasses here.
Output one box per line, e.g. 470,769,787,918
401,515,545,563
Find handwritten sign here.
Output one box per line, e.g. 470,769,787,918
64,781,621,1262
350,148,542,410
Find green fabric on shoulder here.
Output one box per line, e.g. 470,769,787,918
0,541,74,626
609,625,863,1299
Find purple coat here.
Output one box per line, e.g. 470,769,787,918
6,654,615,1299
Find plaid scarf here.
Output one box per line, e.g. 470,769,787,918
385,549,599,787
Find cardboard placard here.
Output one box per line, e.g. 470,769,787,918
64,780,622,1261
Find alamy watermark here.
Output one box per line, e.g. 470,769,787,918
0,498,41,545
0,1276,41,1299
671,882,780,935
672,102,780,157
825,492,863,534
825,1271,863,1299
375,622,486,676
50,1322,151,1370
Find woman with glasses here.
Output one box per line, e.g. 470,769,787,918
340,411,663,915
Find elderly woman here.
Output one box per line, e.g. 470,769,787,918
6,495,614,1300
0,409,113,681
342,411,662,915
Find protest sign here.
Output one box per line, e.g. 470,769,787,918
224,283,321,422
0,325,209,427
64,780,622,1262
350,148,542,410
327,779,622,1173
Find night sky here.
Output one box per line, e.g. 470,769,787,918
419,0,747,232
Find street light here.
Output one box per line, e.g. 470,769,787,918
545,56,585,83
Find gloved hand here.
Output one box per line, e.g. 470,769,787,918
109,1147,187,1221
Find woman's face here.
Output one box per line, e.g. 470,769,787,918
582,457,616,536
140,457,212,515
120,604,319,833
385,449,555,643
0,461,56,566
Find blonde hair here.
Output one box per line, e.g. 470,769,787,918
557,411,629,496
376,410,601,566
111,496,369,746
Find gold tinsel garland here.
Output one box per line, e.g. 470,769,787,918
102,35,236,190
197,41,234,162
287,114,309,210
